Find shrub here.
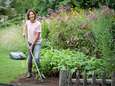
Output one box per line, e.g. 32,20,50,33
91,7,115,71
46,10,97,57
40,48,107,77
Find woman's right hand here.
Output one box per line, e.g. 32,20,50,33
29,44,34,52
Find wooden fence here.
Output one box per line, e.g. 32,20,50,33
59,70,115,86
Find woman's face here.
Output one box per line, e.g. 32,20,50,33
29,11,35,21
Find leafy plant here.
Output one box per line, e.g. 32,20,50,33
40,48,106,77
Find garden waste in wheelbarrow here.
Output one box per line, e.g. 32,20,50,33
9,52,26,60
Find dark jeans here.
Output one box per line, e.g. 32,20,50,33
28,43,41,73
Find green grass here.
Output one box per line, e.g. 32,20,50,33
0,25,26,83
0,51,26,83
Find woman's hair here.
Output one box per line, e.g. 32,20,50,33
26,9,37,20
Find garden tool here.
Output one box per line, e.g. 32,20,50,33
25,38,45,81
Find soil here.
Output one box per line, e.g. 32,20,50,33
11,74,59,86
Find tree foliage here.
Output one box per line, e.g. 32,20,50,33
1,0,114,16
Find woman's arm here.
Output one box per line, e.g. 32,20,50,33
32,32,40,45
23,23,28,38
32,22,41,45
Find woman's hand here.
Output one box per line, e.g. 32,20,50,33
29,44,35,52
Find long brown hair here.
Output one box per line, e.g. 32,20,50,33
26,9,37,20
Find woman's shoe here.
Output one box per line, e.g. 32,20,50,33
26,73,32,78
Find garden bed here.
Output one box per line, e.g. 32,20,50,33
11,74,59,86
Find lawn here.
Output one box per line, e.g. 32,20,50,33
0,25,26,83
0,50,26,83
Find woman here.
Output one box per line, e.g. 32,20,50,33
23,9,42,78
